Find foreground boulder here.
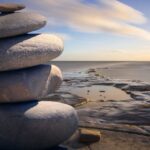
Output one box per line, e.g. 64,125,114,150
0,3,25,13
0,34,64,71
0,12,46,38
0,101,78,149
0,65,62,103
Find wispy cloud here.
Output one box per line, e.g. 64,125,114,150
51,33,71,41
26,0,150,40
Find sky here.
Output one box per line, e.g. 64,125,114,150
1,0,150,61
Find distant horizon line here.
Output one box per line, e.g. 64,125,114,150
52,60,150,62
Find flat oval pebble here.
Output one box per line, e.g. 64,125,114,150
0,3,25,13
0,101,78,149
0,65,62,103
0,34,64,71
0,12,46,38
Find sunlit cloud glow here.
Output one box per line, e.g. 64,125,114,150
26,0,150,40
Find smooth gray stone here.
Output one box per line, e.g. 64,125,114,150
0,34,64,71
0,3,25,13
0,65,62,103
0,101,78,149
0,12,46,38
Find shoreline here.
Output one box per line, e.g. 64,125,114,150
43,66,150,150
52,61,150,83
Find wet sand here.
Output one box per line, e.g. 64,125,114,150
63,128,150,150
45,62,150,150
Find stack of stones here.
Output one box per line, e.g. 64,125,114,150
0,3,78,150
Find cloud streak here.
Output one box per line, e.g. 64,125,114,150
26,0,150,40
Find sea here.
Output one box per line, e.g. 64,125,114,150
51,61,150,83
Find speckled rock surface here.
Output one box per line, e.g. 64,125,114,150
0,3,25,13
0,65,62,103
0,12,46,38
0,34,64,71
0,101,78,149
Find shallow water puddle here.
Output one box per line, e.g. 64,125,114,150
67,85,131,101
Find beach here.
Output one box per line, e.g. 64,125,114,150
53,61,150,82
45,61,150,150
1,0,150,149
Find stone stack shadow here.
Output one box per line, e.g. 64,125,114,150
0,3,78,149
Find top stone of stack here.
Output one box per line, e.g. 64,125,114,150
0,12,47,38
0,3,47,38
0,3,25,13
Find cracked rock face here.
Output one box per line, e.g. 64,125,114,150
0,65,63,103
0,12,46,38
0,34,64,71
0,101,78,149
